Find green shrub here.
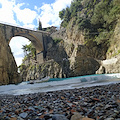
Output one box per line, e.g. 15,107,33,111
18,64,26,72
59,0,119,48
53,38,63,44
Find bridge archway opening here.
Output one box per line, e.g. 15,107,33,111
9,30,44,53
9,36,31,67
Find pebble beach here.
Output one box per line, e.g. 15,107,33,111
0,83,120,120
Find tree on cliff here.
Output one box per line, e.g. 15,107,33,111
22,45,28,56
22,43,36,59
38,19,42,30
59,0,120,45
59,9,65,20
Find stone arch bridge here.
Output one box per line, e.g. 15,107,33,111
0,22,52,85
0,22,50,56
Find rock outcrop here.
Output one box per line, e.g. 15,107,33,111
50,21,105,77
96,55,120,74
25,60,65,81
0,27,20,85
106,18,120,59
96,18,120,74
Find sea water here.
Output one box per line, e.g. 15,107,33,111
0,73,120,95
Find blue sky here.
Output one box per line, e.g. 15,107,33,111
0,0,73,66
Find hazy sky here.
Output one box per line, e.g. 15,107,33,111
0,0,72,66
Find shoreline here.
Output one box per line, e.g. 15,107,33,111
0,83,120,120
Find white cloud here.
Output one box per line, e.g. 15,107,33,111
39,4,55,27
0,0,16,24
0,0,37,28
38,0,73,28
13,4,37,25
23,24,36,30
34,5,40,13
52,0,72,12
0,0,73,28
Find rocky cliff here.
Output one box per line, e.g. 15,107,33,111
20,0,120,81
0,27,20,85
96,18,120,74
20,30,101,80
96,55,120,74
20,16,120,81
50,19,109,77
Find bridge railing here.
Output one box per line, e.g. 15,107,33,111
0,21,49,34
0,21,36,30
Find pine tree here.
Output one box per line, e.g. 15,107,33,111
38,19,42,30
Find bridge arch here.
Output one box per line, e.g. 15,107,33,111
0,23,47,53
9,31,44,52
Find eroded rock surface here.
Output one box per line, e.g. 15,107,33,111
0,27,20,85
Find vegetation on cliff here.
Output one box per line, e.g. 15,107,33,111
22,43,36,61
37,19,57,34
59,0,120,45
18,43,36,75
38,19,42,30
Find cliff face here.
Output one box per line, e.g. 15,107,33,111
26,60,65,80
106,18,120,58
20,25,101,80
96,18,120,74
20,0,120,80
0,27,20,85
96,56,120,74
20,39,71,80
20,17,120,81
20,18,119,80
51,20,106,77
